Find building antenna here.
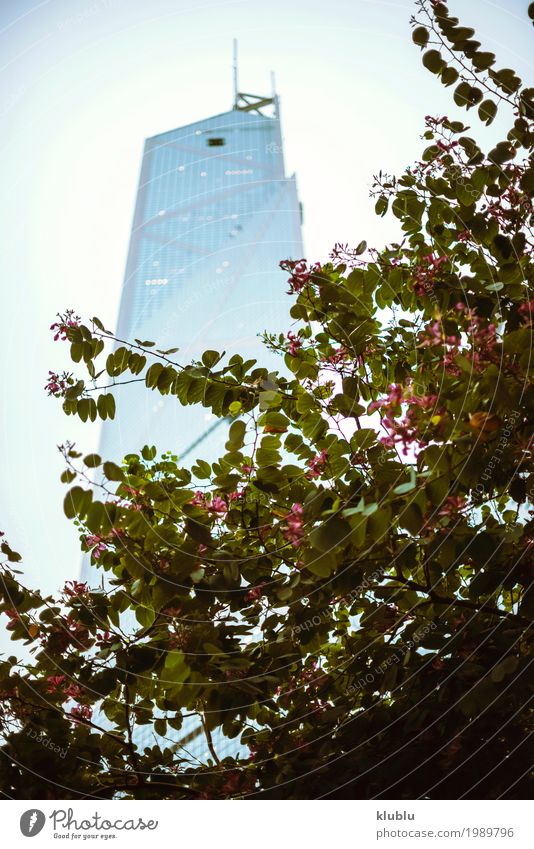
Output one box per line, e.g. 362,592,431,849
271,70,279,118
233,39,239,108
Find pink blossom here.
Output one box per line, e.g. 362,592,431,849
191,490,207,507
44,371,68,396
519,298,534,325
286,331,302,356
412,254,449,297
436,139,458,152
228,489,245,502
63,682,82,700
63,580,88,598
437,496,466,518
324,347,348,365
282,503,305,547
85,534,107,559
280,259,321,294
70,704,92,722
209,495,228,514
245,584,265,603
419,320,460,349
370,384,444,456
306,450,328,479
50,309,81,342
46,675,65,693
4,608,20,630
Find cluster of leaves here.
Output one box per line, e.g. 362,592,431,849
413,0,534,128
0,0,533,800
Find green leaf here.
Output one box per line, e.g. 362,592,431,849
375,195,389,217
106,393,116,420
309,518,350,552
226,419,247,450
141,444,157,461
412,26,429,47
302,547,336,577
64,486,90,520
472,51,495,71
84,454,101,468
478,99,497,125
103,461,124,481
145,362,164,389
136,606,156,628
77,398,90,422
192,459,212,479
422,50,445,74
97,394,108,420
440,65,459,87
163,651,190,682
202,350,222,368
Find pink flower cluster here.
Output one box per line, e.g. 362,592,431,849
413,253,449,297
437,495,466,518
85,534,107,559
465,315,498,372
245,583,266,603
436,139,459,154
280,259,321,294
191,491,228,515
4,608,20,630
63,580,88,598
424,115,449,128
95,630,115,646
39,615,90,652
44,371,69,397
306,450,328,479
370,384,443,455
46,675,90,717
46,675,66,693
419,320,460,349
70,704,93,722
519,298,534,325
324,346,348,366
50,309,81,342
282,503,305,548
419,318,462,377
423,495,467,534
286,331,302,356
210,495,228,514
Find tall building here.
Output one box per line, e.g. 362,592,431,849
99,84,303,467
85,75,304,761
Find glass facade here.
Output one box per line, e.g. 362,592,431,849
85,100,303,760
99,102,303,464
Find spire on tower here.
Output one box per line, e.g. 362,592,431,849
232,38,239,108
231,40,277,117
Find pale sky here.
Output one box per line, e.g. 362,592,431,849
0,0,531,651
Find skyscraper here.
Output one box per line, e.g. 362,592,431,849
98,83,303,467
85,73,304,760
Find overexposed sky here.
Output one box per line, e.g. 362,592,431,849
0,0,531,649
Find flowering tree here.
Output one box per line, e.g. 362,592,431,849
1,0,533,799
